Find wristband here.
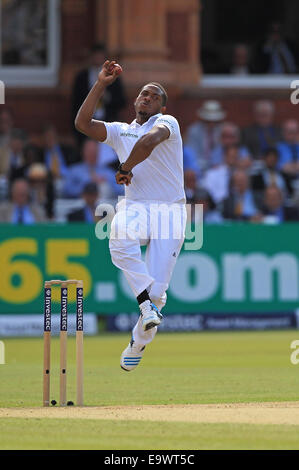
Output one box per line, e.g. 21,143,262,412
118,163,132,175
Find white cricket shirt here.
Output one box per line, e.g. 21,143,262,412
103,113,186,204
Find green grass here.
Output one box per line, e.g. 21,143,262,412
1,330,299,449
1,331,299,406
1,419,299,450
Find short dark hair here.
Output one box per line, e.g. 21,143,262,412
83,182,98,194
264,147,278,158
145,82,168,106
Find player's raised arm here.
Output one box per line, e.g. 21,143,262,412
74,60,123,142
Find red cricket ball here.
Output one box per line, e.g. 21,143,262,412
113,64,123,75
108,63,122,75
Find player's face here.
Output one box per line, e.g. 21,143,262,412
135,85,165,119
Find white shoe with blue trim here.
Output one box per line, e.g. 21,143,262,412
140,300,163,331
120,339,146,371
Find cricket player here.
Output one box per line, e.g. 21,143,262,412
75,60,186,371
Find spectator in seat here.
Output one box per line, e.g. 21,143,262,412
71,43,127,148
230,44,252,75
42,124,78,179
211,122,251,167
276,119,299,181
185,101,226,173
4,128,28,181
67,182,99,223
203,144,240,204
251,22,298,75
27,162,55,220
184,169,198,204
97,140,119,172
222,169,258,221
242,100,281,159
259,185,299,223
0,178,47,223
183,145,201,208
9,142,42,183
193,187,223,224
251,147,288,208
63,139,122,199
183,145,201,180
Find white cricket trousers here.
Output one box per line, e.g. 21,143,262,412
109,198,186,345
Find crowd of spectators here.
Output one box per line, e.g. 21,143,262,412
184,99,299,224
0,104,124,224
1,92,299,226
0,43,127,225
1,39,299,226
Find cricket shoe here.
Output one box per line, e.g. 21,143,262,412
120,339,146,371
140,300,163,331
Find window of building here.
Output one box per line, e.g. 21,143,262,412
0,0,60,87
200,0,299,88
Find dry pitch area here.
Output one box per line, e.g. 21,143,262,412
1,401,299,426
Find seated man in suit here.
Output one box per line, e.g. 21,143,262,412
42,123,79,179
250,147,288,208
260,185,299,223
67,182,99,223
5,128,28,181
211,122,251,167
0,178,47,223
277,119,299,173
251,22,298,75
203,144,243,205
242,100,281,159
222,169,258,221
193,187,223,224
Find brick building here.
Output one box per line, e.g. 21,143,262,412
3,0,297,141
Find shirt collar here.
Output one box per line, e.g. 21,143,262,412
131,113,162,127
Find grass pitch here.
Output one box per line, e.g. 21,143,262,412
0,331,299,449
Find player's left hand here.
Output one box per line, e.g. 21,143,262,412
115,170,133,186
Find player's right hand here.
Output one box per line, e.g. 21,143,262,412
98,60,123,86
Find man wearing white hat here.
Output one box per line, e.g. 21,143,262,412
185,100,226,174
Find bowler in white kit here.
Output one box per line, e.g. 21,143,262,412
75,60,186,370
